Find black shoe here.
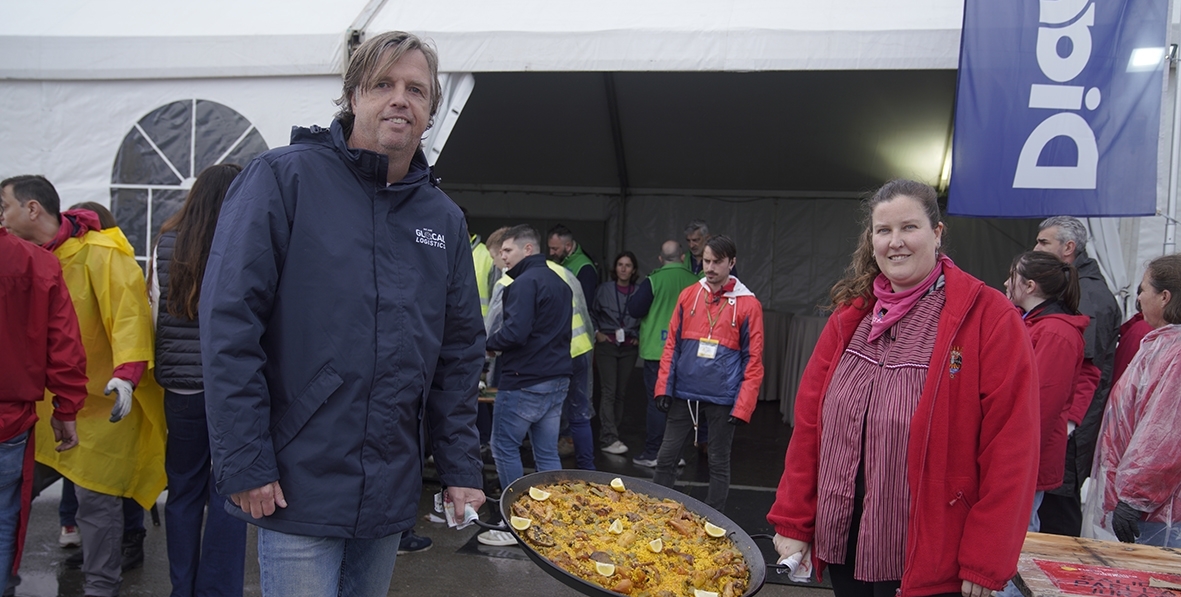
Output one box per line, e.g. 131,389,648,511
397,530,432,554
64,550,83,569
121,529,146,571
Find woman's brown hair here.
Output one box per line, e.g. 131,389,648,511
158,164,242,319
828,179,944,309
1009,251,1081,313
1145,254,1181,325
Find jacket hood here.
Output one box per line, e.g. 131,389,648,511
290,119,435,188
1026,310,1090,335
696,276,756,299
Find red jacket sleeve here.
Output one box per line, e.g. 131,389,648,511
1067,359,1100,425
767,308,850,542
729,301,764,422
45,263,88,420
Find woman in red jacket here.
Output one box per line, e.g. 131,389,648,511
1004,251,1087,530
767,179,1039,597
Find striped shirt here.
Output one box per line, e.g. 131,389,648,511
814,280,945,581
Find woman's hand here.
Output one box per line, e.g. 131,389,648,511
595,331,609,343
961,580,994,597
772,533,810,563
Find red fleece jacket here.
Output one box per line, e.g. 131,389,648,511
1024,307,1088,490
768,263,1039,596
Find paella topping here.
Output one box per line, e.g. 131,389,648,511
610,477,627,492
510,516,532,530
530,486,552,501
513,480,750,597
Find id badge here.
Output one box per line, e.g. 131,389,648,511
615,328,626,343
697,338,719,359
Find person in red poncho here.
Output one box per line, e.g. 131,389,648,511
1083,254,1181,547
0,189,87,590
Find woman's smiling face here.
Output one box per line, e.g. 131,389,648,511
871,195,944,292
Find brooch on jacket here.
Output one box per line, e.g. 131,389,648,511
949,347,963,378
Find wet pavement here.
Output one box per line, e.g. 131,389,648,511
14,373,831,597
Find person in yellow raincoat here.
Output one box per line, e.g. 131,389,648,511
0,175,165,597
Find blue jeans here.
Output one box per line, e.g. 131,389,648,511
257,528,400,597
563,352,595,470
491,377,569,488
164,390,247,597
0,431,29,592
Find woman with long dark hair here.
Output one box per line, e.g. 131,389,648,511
591,250,642,455
1004,251,1087,532
151,163,245,597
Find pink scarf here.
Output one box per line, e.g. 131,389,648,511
868,254,952,342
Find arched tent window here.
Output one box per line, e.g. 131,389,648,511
110,99,269,263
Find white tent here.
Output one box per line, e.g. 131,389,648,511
1,0,1177,315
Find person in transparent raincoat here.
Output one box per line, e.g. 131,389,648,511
1083,254,1181,547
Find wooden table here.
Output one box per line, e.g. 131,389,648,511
1016,532,1181,597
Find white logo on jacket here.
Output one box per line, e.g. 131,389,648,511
415,228,446,249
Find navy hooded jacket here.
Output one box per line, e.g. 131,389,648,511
199,119,486,539
487,254,572,390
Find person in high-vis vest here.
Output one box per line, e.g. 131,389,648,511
463,207,495,317
627,240,700,467
546,260,597,471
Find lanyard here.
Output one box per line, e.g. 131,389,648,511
615,284,633,323
689,400,702,447
703,295,727,339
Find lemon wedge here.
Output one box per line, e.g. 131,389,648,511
529,487,551,501
509,516,531,531
693,590,719,597
595,561,616,577
608,519,624,534
609,477,626,492
647,538,663,553
703,522,726,538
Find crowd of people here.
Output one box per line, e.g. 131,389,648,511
0,28,1177,597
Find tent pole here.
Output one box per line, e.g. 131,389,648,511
1166,43,1180,254
604,73,630,262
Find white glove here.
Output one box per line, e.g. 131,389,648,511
104,377,134,422
1067,421,1077,436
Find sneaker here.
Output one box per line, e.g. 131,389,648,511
557,436,575,457
632,456,657,467
601,440,628,455
59,525,81,548
477,529,519,546
398,530,433,554
678,458,687,467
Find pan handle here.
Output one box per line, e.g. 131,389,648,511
747,533,796,573
472,518,508,531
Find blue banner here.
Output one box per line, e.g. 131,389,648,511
948,0,1167,218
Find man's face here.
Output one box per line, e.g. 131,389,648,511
0,185,35,240
701,246,734,287
501,238,532,270
1033,226,1070,261
686,230,707,258
348,49,433,161
547,235,572,262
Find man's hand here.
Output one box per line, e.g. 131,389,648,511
655,395,672,413
1112,501,1142,543
231,481,287,519
445,486,486,517
50,418,79,452
104,377,134,422
961,580,994,597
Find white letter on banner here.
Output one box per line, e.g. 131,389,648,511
1039,0,1090,25
1013,113,1098,189
1036,4,1095,82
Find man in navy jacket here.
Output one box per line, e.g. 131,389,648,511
479,225,572,546
200,31,486,597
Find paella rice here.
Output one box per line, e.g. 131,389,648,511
510,479,750,597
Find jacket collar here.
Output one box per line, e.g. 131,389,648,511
506,253,548,278
290,119,436,189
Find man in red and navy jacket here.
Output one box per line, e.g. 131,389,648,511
652,235,764,512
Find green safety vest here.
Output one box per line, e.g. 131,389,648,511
638,260,700,361
561,243,596,282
